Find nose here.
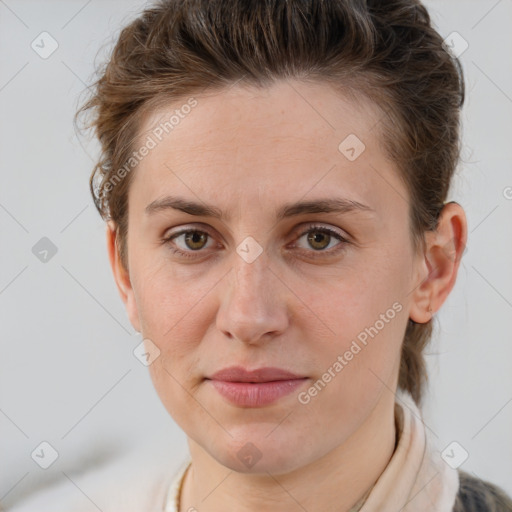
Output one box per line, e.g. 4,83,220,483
216,250,290,346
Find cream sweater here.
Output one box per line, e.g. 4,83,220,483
6,389,459,512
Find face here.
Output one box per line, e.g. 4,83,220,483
113,79,427,474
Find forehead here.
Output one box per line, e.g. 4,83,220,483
137,79,383,151
130,79,404,217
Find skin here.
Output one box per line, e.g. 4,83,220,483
106,79,467,512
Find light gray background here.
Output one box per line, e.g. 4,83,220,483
1,0,511,507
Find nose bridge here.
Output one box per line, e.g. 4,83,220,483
231,244,271,312
230,222,271,299
217,244,288,343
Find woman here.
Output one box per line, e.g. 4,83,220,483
9,0,512,510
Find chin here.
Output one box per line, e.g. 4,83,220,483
208,429,315,475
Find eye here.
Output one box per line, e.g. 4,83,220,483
162,224,350,260
163,228,216,259
293,224,349,257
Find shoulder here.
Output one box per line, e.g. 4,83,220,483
452,470,512,512
5,440,189,512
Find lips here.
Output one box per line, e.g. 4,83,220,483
208,366,305,383
206,366,309,407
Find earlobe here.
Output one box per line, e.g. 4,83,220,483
409,202,468,324
105,221,141,332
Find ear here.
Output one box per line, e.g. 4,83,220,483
106,220,141,333
409,202,468,323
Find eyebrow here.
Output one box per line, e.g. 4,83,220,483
144,195,375,221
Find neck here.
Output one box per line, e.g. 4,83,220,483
179,391,398,512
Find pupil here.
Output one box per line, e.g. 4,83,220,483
309,231,328,250
187,232,205,249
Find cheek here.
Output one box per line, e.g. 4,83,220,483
135,268,206,418
300,250,409,387
307,262,406,339
132,253,206,334
145,354,204,436
129,263,208,395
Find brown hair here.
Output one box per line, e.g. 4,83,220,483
453,470,512,511
76,0,465,408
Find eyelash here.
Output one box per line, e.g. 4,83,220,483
162,224,350,260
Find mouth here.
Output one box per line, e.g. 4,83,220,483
205,366,308,407
207,365,306,383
